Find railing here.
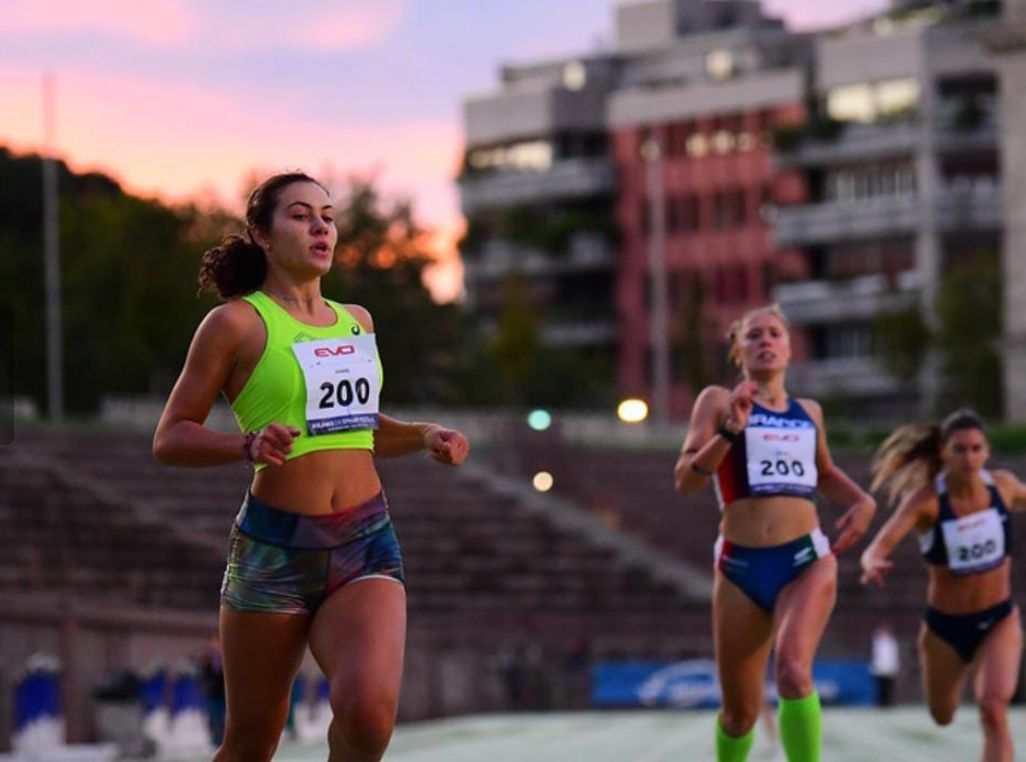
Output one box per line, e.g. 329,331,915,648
459,158,615,215
774,194,920,246
773,271,921,323
464,233,615,281
788,356,904,397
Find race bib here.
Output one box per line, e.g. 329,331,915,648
941,508,1005,575
745,424,818,496
292,335,380,436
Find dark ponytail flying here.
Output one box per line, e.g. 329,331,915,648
198,171,327,300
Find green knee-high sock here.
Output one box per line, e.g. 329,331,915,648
716,717,755,762
779,692,821,762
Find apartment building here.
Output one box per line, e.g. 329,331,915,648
988,0,1026,420
458,52,622,404
459,0,809,413
608,0,810,416
459,0,1003,417
772,2,1001,415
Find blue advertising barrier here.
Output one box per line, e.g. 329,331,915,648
592,658,873,708
171,672,204,715
14,664,62,731
139,668,167,715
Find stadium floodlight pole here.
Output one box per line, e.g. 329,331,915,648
642,132,671,426
42,71,64,420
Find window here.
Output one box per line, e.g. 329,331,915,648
734,189,748,227
712,130,736,154
827,78,920,123
706,49,735,81
468,140,552,171
825,162,916,202
810,323,875,359
825,324,874,358
686,133,710,158
563,61,587,91
713,193,729,230
827,83,875,123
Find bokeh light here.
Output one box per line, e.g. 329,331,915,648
532,471,554,492
617,398,649,424
527,409,552,431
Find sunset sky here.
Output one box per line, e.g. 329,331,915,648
0,0,887,301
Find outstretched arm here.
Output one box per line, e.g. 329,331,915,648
860,486,931,587
374,414,469,465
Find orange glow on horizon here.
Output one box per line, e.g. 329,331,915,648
0,64,465,303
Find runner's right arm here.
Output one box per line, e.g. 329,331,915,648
152,303,297,467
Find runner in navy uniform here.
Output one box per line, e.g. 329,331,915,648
862,409,1026,762
675,304,875,762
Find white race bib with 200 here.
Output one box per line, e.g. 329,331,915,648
941,508,1005,575
745,425,818,496
292,335,380,436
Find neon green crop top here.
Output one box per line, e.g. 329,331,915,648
230,290,383,470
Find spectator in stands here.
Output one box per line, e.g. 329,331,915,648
152,171,469,762
674,304,875,762
868,623,899,708
861,409,1026,762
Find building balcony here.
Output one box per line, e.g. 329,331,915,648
459,158,615,215
777,122,919,167
935,120,998,154
478,315,617,348
935,183,1001,232
776,114,996,168
788,356,904,397
540,319,618,347
773,271,920,324
774,183,1000,246
464,234,615,283
465,86,608,147
774,195,919,247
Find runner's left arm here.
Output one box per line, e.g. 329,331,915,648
375,414,469,465
994,469,1026,512
800,399,876,554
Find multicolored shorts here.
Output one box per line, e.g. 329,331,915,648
220,491,404,615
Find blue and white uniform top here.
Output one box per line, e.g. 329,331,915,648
920,470,1012,576
713,398,819,511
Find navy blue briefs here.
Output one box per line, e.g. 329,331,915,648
715,529,832,612
924,600,1014,663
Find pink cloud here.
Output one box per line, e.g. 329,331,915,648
0,0,197,46
0,63,464,300
1,0,407,53
295,1,408,51
207,0,408,52
765,0,889,30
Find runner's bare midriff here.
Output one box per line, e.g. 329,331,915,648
927,561,1012,614
251,449,382,515
721,495,821,547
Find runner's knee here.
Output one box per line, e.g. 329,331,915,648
719,703,760,737
978,693,1008,733
775,653,813,699
330,683,397,756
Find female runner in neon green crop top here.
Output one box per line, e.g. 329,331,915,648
153,171,469,762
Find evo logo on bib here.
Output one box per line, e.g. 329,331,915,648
292,335,381,435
